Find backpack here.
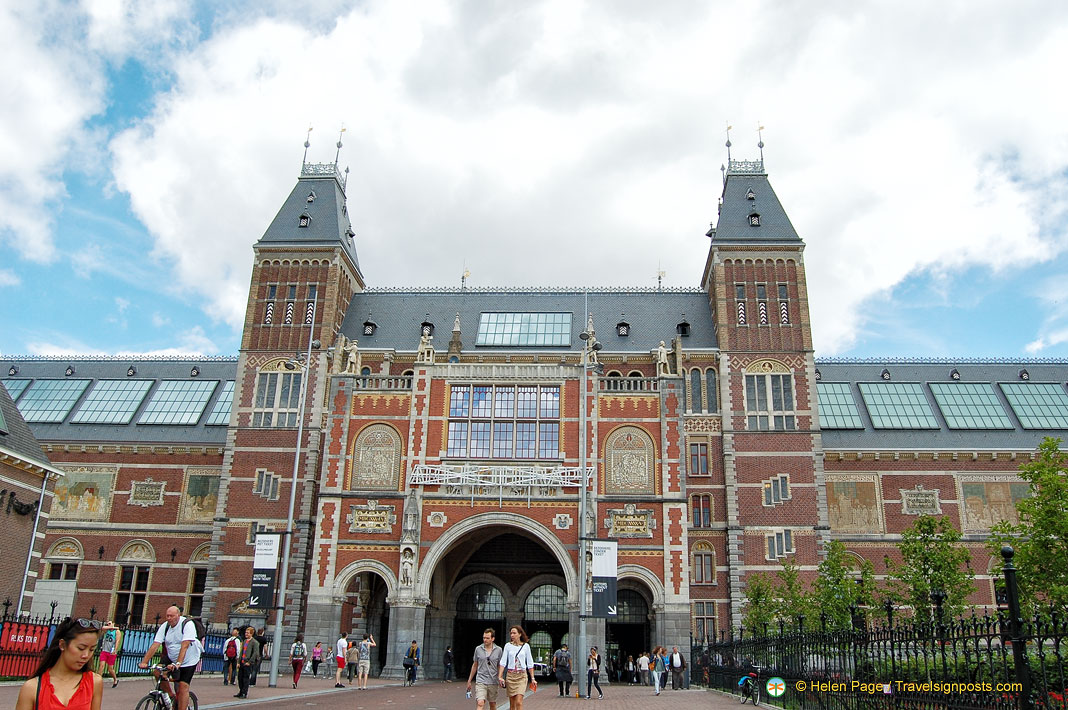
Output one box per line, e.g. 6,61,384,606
225,638,238,658
159,617,208,660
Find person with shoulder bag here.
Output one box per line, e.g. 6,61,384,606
290,634,308,689
496,626,536,710
345,640,361,684
586,647,603,700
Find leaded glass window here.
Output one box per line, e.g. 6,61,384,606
816,382,865,429
857,382,939,429
456,583,504,619
614,589,648,624
17,379,91,423
71,379,153,424
929,382,1013,429
1000,382,1068,429
476,313,572,347
524,584,567,621
745,373,795,430
139,380,218,425
447,385,561,459
205,381,235,426
251,372,301,427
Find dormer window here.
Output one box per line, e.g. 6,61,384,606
746,188,756,200
421,321,434,337
881,368,891,381
748,213,761,227
676,320,690,337
617,322,630,337
298,212,311,228
363,321,377,336
306,191,316,203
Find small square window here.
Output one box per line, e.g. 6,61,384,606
749,213,761,226
756,284,767,300
777,284,788,300
735,285,746,300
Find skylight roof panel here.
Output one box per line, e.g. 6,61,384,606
71,379,153,424
929,383,1013,429
857,382,939,429
816,382,865,429
205,381,235,426
17,379,91,423
1000,382,1068,429
2,379,32,401
476,313,572,347
138,380,218,425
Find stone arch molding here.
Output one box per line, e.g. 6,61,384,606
417,512,577,603
190,543,212,563
117,540,155,562
745,358,790,374
447,572,515,611
333,559,397,602
46,538,83,559
617,563,666,609
604,426,655,495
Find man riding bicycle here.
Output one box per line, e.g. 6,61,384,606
139,606,201,710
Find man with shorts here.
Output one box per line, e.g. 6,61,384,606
139,605,201,710
357,633,376,690
466,628,502,710
334,632,348,688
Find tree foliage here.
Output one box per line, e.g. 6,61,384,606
887,515,975,620
989,437,1068,612
741,572,779,633
811,540,875,630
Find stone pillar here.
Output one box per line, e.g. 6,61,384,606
303,593,343,656
383,599,427,679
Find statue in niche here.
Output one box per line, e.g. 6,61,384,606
656,341,670,376
400,548,415,586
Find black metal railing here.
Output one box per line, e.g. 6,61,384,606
690,547,1068,710
0,613,235,680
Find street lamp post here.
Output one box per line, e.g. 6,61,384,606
267,299,317,687
576,320,602,699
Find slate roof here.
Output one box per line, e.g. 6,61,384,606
711,161,802,245
0,358,237,445
0,375,53,469
340,288,718,353
257,166,362,277
815,359,1068,450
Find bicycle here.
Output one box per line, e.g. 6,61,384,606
737,667,761,706
135,665,199,710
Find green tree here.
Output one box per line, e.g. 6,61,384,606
811,540,875,629
741,572,778,633
989,437,1068,612
774,556,814,626
887,515,975,620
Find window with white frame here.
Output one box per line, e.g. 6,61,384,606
252,369,302,427
762,475,791,506
692,542,716,584
114,565,150,625
765,529,794,560
446,384,560,459
691,494,712,527
187,567,208,617
745,372,796,430
254,468,281,501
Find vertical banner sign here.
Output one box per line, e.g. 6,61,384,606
591,539,618,618
249,533,281,610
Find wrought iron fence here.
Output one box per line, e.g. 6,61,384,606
690,547,1067,710
0,612,242,680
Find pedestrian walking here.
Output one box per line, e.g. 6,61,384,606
586,647,603,700
497,626,536,710
638,651,650,686
443,645,454,681
466,628,502,710
345,641,360,684
290,634,308,689
14,617,103,710
403,640,421,686
98,621,121,689
311,642,323,677
551,642,573,697
334,633,348,688
222,628,242,686
669,646,686,690
651,646,667,695
235,626,261,698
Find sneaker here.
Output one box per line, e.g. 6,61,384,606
598,695,603,700
335,683,344,688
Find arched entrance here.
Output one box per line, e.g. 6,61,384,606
523,583,568,665
331,562,396,677
605,572,659,680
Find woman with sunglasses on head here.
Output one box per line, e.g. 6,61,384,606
15,617,103,710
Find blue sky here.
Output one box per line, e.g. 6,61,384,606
2,1,1068,360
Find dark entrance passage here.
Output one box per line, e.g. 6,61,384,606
340,572,390,675
525,584,569,666
453,583,506,662
606,589,650,682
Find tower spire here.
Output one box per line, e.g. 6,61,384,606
334,126,346,166
757,122,765,164
725,123,733,162
302,125,313,167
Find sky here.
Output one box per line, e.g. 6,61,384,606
2,0,1068,360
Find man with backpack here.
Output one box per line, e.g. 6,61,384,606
223,627,242,686
139,605,203,710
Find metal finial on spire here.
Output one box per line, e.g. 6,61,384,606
725,123,733,162
657,261,666,291
757,122,765,163
721,163,726,186
461,262,470,290
302,125,313,166
334,126,346,166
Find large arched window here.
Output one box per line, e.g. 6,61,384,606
524,584,567,621
689,370,702,412
705,369,719,413
692,542,716,584
529,631,553,664
615,589,649,624
456,583,504,619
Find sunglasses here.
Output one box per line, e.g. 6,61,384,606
73,618,102,629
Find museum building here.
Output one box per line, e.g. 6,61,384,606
4,153,1067,676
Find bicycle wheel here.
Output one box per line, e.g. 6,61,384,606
751,683,761,706
739,682,751,704
188,692,199,710
135,694,163,710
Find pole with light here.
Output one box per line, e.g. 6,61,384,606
577,318,602,699
267,298,318,687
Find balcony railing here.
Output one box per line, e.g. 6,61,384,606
599,377,659,392
353,375,413,390
410,464,594,506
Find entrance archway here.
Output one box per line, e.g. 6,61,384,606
523,583,568,665
333,562,395,676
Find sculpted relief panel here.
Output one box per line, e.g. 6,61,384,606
959,476,1030,532
52,466,116,521
827,475,883,534
349,424,402,490
604,426,655,495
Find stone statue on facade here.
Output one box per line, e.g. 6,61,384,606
416,333,435,364
400,548,414,587
401,490,419,543
655,340,670,376
344,339,361,375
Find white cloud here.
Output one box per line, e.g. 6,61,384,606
151,312,171,327
1023,274,1068,353
115,297,130,314
28,325,220,357
0,269,20,287
82,0,196,61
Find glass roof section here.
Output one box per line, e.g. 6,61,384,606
857,382,939,429
816,382,865,429
17,379,92,423
3,379,32,402
1000,382,1068,429
929,383,1013,429
138,380,218,425
476,313,572,347
205,381,235,426
71,379,153,424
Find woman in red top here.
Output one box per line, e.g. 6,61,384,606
15,617,103,710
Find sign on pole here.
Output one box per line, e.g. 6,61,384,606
249,533,281,610
591,539,618,618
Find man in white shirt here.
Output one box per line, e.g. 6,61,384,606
638,652,650,686
669,646,687,690
139,605,201,710
334,633,349,688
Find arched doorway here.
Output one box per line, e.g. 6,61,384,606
606,588,651,677
523,584,568,665
454,582,506,659
338,571,391,675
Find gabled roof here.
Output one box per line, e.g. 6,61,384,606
0,376,54,470
815,359,1068,450
257,164,362,277
340,288,718,353
710,160,802,245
